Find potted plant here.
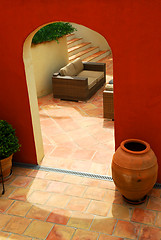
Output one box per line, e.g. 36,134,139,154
0,120,20,181
32,22,77,45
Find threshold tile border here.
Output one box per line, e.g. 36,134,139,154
13,162,161,189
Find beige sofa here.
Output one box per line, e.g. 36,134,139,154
52,58,106,101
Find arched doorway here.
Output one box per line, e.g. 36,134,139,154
23,21,114,176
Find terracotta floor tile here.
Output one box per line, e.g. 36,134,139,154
0,186,15,198
71,149,95,161
28,190,51,204
50,133,71,145
72,229,99,240
2,175,17,185
10,176,33,188
114,220,140,240
42,124,63,136
26,204,52,220
67,128,89,141
40,117,56,127
62,175,84,184
155,212,161,227
71,160,92,172
90,217,117,234
47,208,71,224
107,204,131,220
50,146,74,158
148,188,161,197
6,201,32,217
0,231,10,239
131,208,156,225
8,234,32,240
42,157,73,169
46,224,75,240
0,199,14,213
66,197,90,212
24,220,53,239
92,150,113,164
65,184,86,197
67,212,94,229
45,172,65,181
75,135,98,149
46,193,71,208
0,213,11,230
46,181,69,193
146,196,161,211
13,167,32,176
89,163,108,175
42,134,53,145
8,188,32,201
99,234,123,240
87,200,111,216
81,178,100,187
3,216,31,234
98,181,116,190
29,178,50,190
52,158,74,169
28,169,48,178
92,128,113,142
103,190,123,204
139,225,161,240
55,117,80,132
83,186,106,200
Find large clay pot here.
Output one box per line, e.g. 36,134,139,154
0,154,13,182
112,139,158,203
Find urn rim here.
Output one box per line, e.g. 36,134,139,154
121,139,150,154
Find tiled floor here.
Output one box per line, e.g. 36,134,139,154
1,54,160,239
38,54,114,176
0,167,161,240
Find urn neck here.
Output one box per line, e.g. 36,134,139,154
121,139,150,154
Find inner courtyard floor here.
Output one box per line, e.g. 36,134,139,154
38,54,114,176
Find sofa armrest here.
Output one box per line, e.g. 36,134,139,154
53,72,59,77
83,62,106,72
52,75,88,87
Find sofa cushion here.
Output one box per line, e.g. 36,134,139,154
59,62,76,76
77,70,104,82
72,58,84,75
105,83,113,91
88,77,98,89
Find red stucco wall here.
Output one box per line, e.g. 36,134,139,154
1,0,161,182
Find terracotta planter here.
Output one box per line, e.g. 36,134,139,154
112,139,158,203
0,154,13,182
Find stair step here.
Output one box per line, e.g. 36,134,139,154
68,42,91,56
67,38,83,48
83,50,110,62
66,33,75,41
69,47,99,62
97,53,113,62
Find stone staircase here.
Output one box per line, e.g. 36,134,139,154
67,34,111,62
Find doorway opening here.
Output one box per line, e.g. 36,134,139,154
23,22,114,176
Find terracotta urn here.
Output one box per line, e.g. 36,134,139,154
112,139,158,203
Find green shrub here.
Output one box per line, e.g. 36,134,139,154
0,120,20,159
32,22,76,44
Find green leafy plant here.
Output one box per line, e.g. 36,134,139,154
0,120,20,160
32,22,76,44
